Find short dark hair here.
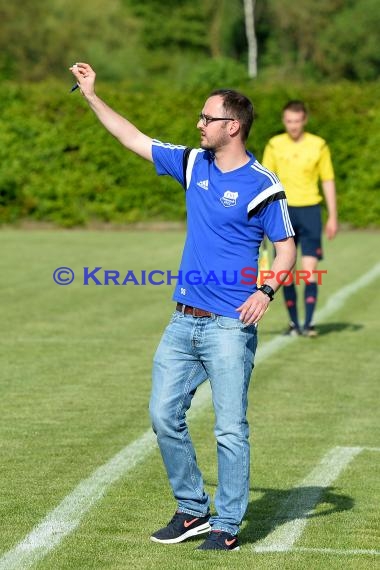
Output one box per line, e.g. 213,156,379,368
209,89,254,141
282,100,308,115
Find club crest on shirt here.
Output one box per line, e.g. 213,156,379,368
220,190,239,207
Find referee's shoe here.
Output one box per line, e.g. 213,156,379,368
284,321,301,336
150,511,211,544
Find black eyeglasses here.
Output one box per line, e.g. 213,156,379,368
198,113,236,126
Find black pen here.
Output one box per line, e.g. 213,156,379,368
70,83,79,93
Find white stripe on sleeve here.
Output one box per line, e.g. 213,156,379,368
247,182,284,214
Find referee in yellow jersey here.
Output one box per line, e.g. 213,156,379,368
262,100,338,337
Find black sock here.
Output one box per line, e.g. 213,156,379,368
283,284,299,328
304,282,318,328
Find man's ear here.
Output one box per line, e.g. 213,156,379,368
229,119,241,137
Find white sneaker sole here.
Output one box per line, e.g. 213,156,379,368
197,542,240,551
150,522,211,544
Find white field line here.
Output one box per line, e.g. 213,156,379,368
257,547,380,556
253,447,363,553
0,430,156,570
314,261,380,322
254,261,380,365
1,263,380,569
254,446,380,555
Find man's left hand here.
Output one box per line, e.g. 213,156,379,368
236,291,271,325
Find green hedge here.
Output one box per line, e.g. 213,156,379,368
0,79,379,227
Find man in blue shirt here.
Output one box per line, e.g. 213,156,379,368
71,63,296,551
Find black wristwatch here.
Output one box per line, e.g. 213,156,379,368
257,284,275,301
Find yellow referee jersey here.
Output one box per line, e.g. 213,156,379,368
262,132,334,207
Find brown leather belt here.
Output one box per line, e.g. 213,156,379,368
176,303,214,318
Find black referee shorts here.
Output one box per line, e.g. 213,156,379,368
288,204,323,260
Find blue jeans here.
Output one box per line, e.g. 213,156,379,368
149,310,257,535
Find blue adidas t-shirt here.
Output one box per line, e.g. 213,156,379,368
152,141,294,318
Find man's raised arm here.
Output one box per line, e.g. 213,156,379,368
70,62,153,162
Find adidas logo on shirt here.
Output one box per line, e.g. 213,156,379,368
196,180,209,190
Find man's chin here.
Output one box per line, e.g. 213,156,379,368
200,141,213,150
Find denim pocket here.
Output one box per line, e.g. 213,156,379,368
216,315,255,330
169,310,183,325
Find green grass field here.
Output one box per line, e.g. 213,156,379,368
0,229,379,570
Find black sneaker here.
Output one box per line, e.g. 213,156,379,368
197,530,240,551
150,511,211,544
284,322,301,337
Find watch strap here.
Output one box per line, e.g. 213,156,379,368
258,284,275,301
